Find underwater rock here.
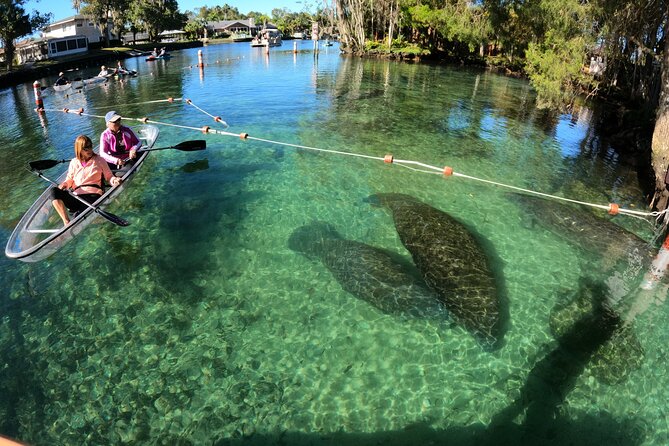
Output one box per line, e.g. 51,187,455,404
367,193,501,346
549,281,644,385
288,221,447,320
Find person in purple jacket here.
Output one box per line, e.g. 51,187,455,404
99,111,142,170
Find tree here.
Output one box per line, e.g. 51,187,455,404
0,0,51,70
77,0,116,45
125,0,186,42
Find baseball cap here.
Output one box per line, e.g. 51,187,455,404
105,111,122,123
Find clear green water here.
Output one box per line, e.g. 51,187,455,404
0,43,666,445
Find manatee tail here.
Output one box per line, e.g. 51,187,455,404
288,221,341,258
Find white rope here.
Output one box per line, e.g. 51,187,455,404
42,107,665,221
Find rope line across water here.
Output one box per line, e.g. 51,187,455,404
41,106,666,222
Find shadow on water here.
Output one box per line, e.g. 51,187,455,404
211,413,643,446
212,278,644,446
100,160,274,305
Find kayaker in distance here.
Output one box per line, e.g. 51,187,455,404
98,65,111,77
115,60,129,75
54,71,69,86
99,111,142,170
50,135,121,226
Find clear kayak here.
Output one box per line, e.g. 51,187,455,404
5,125,159,262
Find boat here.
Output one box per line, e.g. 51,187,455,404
70,77,84,89
251,29,282,47
146,54,171,61
232,32,252,42
53,83,71,92
5,125,160,262
82,75,109,86
115,69,137,78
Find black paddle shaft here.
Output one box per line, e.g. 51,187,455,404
27,168,130,227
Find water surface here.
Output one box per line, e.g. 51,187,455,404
0,42,665,445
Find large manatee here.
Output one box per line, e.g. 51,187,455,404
288,221,447,320
368,193,501,346
514,193,655,269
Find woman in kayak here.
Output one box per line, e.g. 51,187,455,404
50,135,121,226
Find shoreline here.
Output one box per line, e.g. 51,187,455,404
0,41,203,90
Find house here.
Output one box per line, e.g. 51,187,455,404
42,14,114,43
15,38,49,64
38,14,119,59
206,19,258,37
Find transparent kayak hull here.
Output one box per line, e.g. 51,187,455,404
5,125,159,262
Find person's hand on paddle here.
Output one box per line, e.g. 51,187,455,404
110,177,122,187
129,148,137,160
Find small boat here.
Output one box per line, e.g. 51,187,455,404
115,69,137,77
232,32,252,42
53,82,71,92
70,77,84,89
5,125,160,262
251,29,282,47
146,54,171,61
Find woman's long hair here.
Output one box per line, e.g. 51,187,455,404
74,135,93,162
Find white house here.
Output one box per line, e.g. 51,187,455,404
42,14,114,42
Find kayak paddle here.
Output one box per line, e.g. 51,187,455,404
28,159,69,170
137,140,206,153
26,166,130,227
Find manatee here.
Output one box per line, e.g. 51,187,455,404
368,193,501,346
549,280,644,385
514,193,655,269
288,221,447,320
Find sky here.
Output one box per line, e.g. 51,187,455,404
23,0,310,23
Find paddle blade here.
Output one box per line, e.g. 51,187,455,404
29,159,67,171
96,209,130,227
174,140,206,151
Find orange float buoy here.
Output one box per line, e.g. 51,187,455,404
608,203,620,215
384,154,394,163
201,126,210,133
443,166,454,176
239,133,248,140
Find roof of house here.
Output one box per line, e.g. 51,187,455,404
44,14,90,29
207,19,262,30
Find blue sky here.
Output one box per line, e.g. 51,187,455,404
24,0,309,23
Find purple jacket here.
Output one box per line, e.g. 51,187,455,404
99,126,141,165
